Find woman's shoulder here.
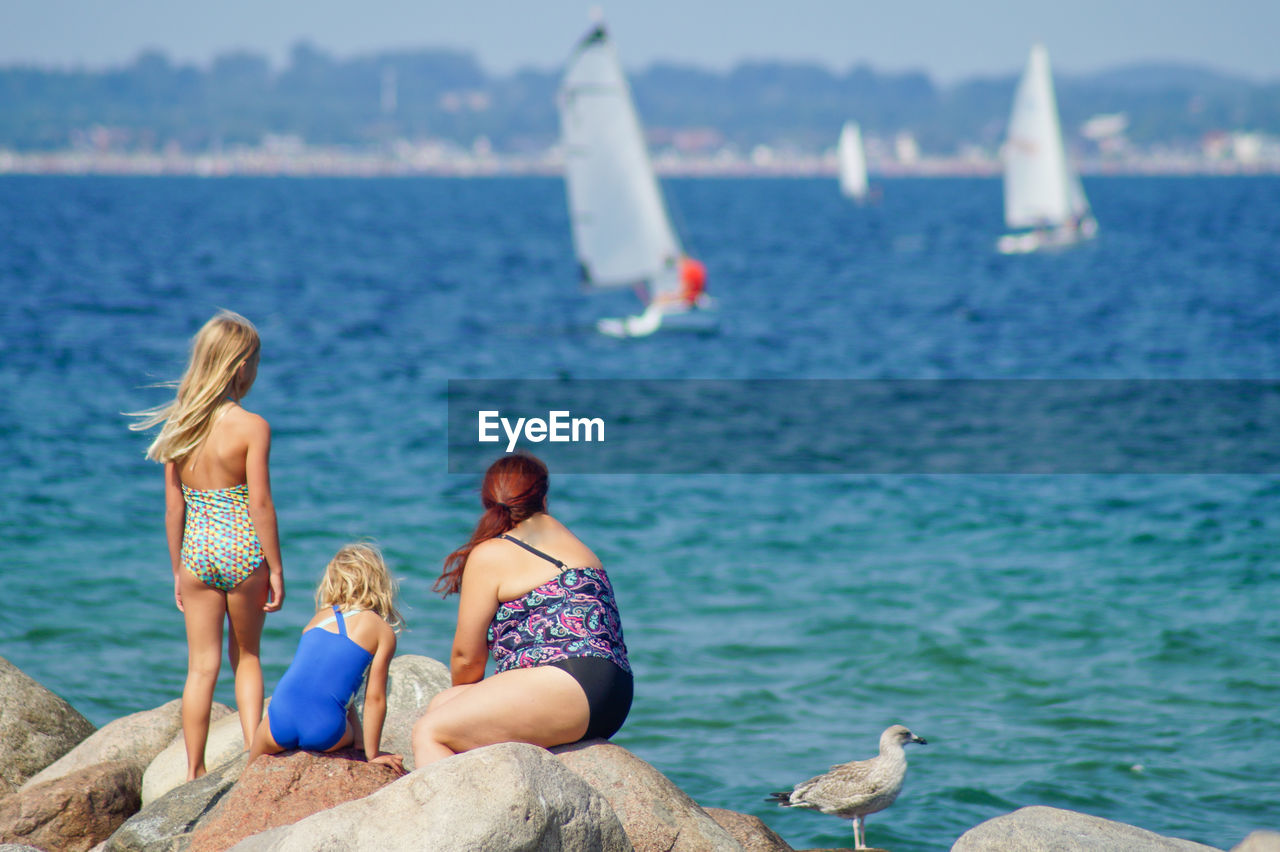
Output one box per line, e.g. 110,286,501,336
462,538,523,585
467,536,510,565
532,517,600,566
537,514,574,535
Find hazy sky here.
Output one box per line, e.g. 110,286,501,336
5,0,1279,82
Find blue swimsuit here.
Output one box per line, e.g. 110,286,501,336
268,606,374,751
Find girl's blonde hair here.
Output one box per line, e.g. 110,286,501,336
129,310,261,463
316,543,404,631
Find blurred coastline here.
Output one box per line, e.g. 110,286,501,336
4,139,1278,178
6,43,1280,179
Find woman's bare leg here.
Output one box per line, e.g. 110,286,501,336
226,563,270,747
410,667,589,767
423,683,475,712
180,571,228,780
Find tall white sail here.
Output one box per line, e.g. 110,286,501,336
1002,44,1091,230
838,121,869,201
558,24,682,297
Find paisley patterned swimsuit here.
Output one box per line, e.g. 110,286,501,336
181,483,265,591
488,534,633,740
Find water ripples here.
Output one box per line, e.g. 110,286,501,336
2,176,1278,850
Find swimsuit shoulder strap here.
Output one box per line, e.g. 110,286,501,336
496,533,567,569
315,606,364,633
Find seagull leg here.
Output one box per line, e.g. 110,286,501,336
853,815,866,849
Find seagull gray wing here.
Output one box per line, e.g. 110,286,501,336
810,757,908,819
794,760,877,806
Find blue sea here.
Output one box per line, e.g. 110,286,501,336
1,174,1277,851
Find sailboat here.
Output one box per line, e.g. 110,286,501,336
837,121,869,202
997,43,1097,255
558,21,714,338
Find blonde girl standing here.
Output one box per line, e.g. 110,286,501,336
248,543,403,772
131,310,285,780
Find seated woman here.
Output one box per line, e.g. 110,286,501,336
412,453,632,766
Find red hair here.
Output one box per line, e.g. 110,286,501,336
435,453,550,596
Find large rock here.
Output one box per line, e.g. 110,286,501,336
227,742,631,851
1232,832,1280,852
106,753,248,852
951,806,1223,852
186,749,401,852
0,761,141,852
23,699,184,790
706,808,795,851
141,703,238,805
553,739,743,851
354,654,450,772
0,655,97,790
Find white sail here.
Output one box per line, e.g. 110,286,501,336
558,24,682,298
1002,44,1092,230
837,121,869,201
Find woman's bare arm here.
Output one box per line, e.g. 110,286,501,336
450,547,501,685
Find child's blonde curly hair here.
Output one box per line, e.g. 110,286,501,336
316,542,404,631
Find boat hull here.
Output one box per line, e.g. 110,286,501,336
596,301,718,338
997,217,1098,255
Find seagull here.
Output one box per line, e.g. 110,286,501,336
767,724,927,850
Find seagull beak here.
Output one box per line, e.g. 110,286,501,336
912,735,928,745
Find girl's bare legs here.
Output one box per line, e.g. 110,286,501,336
324,721,356,753
410,666,589,767
347,703,364,751
249,706,355,770
179,571,228,780
247,709,282,766
225,564,270,747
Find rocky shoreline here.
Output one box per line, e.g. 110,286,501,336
2,654,1275,852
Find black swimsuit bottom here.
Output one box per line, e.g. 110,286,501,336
497,533,634,741
547,656,634,740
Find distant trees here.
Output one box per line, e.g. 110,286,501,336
0,43,1273,153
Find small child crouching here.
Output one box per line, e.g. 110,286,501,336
250,543,404,772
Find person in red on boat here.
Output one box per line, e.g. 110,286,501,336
655,258,706,312
649,255,708,314
679,256,706,307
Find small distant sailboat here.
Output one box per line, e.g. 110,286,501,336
997,44,1097,255
837,121,869,202
558,20,714,338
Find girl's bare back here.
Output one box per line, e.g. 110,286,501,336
178,404,264,491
